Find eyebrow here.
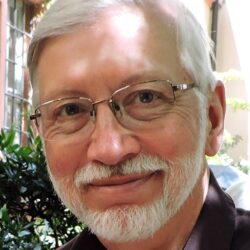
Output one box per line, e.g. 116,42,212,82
120,72,167,87
40,71,168,103
40,88,90,103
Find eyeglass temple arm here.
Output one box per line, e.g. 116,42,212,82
30,113,41,121
172,83,195,91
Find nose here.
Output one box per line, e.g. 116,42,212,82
87,104,141,166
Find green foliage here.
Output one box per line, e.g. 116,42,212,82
0,128,83,249
233,160,250,175
207,129,250,175
207,131,242,165
227,98,250,111
215,69,244,83
215,69,250,112
219,133,243,156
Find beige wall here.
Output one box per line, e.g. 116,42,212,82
216,2,250,162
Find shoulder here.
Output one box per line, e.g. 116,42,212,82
57,233,83,250
231,208,250,250
234,208,250,236
226,179,250,210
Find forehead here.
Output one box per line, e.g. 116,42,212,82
37,5,186,102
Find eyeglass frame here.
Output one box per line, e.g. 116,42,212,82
30,79,196,127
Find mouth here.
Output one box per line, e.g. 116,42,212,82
81,170,164,208
87,171,160,188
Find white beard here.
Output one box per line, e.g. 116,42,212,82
49,149,204,242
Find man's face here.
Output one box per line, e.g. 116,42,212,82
36,7,207,242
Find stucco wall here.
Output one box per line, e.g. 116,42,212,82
201,1,249,162
216,2,250,162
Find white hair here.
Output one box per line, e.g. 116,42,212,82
27,0,216,101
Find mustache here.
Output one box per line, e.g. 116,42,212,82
74,154,171,187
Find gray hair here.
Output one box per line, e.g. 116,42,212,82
27,0,216,103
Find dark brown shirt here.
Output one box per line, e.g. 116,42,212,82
59,172,250,250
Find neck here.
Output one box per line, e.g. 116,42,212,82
101,165,210,250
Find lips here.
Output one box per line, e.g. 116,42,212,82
82,170,163,207
88,172,155,187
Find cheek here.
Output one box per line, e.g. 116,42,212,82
44,142,87,178
140,114,201,160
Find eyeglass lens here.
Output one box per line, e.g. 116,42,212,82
35,81,181,142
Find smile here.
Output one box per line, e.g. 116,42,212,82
88,172,156,188
81,170,164,208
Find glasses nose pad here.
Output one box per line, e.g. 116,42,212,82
90,107,96,119
111,101,122,118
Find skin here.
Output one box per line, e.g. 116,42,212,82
36,6,226,250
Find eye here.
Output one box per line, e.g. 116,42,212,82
63,104,82,116
138,91,155,103
55,102,89,119
128,90,162,106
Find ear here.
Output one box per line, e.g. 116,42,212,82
205,81,226,156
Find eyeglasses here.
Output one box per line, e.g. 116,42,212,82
30,80,195,142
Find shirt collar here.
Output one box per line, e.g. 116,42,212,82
184,171,236,250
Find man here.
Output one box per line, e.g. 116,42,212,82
28,0,250,249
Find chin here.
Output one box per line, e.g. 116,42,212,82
48,151,204,243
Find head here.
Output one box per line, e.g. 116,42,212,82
28,0,225,244
29,0,216,104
